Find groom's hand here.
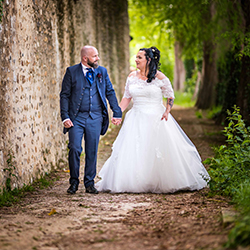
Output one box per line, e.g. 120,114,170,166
111,118,122,125
63,119,74,128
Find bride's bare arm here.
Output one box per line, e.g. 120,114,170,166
119,97,132,112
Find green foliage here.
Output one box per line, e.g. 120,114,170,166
184,68,199,94
0,188,19,207
128,0,175,82
4,149,18,192
36,172,55,189
0,185,35,207
204,106,250,248
226,181,250,247
214,1,250,59
205,106,250,197
0,171,57,207
212,1,244,58
184,59,195,80
227,214,250,248
233,180,250,215
212,1,250,124
206,106,222,120
183,57,202,96
130,0,211,59
195,110,203,119
215,50,242,121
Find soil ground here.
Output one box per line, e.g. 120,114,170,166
0,107,234,250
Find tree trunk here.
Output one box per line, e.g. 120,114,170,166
195,2,218,109
237,0,250,124
237,56,250,124
192,71,201,100
173,41,185,91
195,40,218,109
215,50,241,125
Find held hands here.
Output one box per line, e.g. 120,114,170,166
161,111,169,121
111,117,122,125
63,119,74,128
63,118,122,127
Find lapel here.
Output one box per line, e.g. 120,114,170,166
94,68,105,102
93,68,101,89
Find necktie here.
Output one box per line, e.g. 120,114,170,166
86,68,94,85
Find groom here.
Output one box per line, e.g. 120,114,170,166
60,45,122,194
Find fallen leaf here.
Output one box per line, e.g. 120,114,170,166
48,208,57,216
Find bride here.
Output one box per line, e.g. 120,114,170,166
96,46,209,193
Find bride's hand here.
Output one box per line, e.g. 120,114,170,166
111,118,122,125
161,111,169,121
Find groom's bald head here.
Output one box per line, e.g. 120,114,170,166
81,45,99,68
81,45,96,58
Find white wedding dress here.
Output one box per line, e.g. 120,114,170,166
96,75,209,193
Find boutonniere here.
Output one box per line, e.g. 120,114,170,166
97,73,102,83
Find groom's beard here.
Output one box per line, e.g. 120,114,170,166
87,58,98,69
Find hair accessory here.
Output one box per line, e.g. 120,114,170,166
152,48,155,52
155,56,157,59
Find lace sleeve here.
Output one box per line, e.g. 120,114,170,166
161,77,175,99
122,77,132,99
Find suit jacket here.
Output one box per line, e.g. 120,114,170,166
60,63,122,135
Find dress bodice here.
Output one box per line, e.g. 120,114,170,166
123,75,175,112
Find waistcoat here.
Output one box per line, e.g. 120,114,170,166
79,77,103,119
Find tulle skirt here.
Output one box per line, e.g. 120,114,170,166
96,104,209,193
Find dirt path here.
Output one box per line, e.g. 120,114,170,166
0,107,232,250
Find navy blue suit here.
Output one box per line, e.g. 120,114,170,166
60,63,122,187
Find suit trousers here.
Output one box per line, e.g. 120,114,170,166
68,112,103,188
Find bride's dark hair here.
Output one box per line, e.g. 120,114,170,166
139,46,161,83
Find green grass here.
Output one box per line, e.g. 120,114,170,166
36,173,57,189
206,105,222,119
0,184,35,207
171,90,196,108
0,171,59,207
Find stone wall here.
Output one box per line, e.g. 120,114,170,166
0,0,130,190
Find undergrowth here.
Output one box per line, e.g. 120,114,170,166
0,172,58,207
204,105,250,248
206,105,222,120
0,184,35,207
